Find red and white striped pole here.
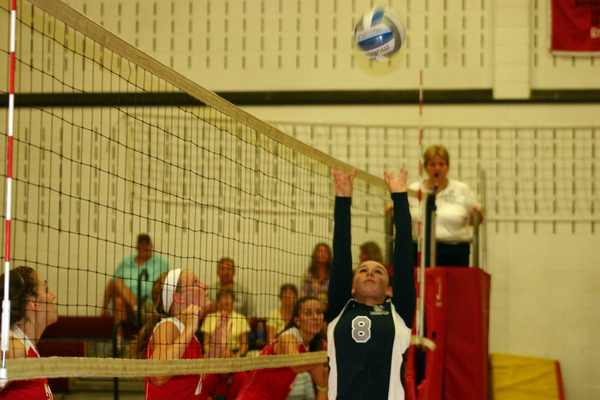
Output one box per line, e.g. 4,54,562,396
1,0,17,384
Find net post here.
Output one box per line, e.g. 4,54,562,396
479,168,487,272
0,297,11,387
0,366,6,389
137,269,149,328
424,191,437,268
1,0,18,386
429,210,437,268
415,192,428,339
472,211,481,267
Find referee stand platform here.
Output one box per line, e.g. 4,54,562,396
404,267,491,400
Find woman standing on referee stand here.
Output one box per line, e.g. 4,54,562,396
136,269,231,400
0,266,57,399
236,296,328,400
327,167,416,400
408,145,484,266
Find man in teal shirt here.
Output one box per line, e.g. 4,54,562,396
102,234,169,342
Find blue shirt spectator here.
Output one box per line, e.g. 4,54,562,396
114,254,169,303
102,234,169,345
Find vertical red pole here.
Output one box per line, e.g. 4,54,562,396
1,0,18,382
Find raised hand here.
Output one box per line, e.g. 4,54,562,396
384,168,408,194
332,166,357,197
214,311,232,350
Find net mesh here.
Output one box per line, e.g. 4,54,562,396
271,123,599,225
0,0,393,380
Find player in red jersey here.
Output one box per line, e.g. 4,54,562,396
236,296,328,400
136,268,231,400
0,266,57,400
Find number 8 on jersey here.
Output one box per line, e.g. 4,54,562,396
351,316,372,343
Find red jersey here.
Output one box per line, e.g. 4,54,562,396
236,327,307,400
145,317,205,400
200,372,248,400
0,327,53,400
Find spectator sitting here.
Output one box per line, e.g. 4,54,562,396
202,289,251,358
102,234,169,342
209,257,253,316
300,243,332,306
267,284,298,342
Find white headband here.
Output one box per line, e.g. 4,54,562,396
162,268,183,313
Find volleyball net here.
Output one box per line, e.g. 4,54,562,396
0,0,398,380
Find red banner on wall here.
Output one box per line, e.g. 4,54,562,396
551,0,600,53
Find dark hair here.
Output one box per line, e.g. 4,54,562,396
281,296,320,332
309,331,327,352
279,296,325,353
280,296,318,330
0,266,38,328
217,257,235,270
360,241,383,263
279,283,298,299
308,243,332,280
135,270,181,359
137,234,152,246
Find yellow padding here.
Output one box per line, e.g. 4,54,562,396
490,353,562,400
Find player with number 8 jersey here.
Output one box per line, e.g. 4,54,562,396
327,167,416,400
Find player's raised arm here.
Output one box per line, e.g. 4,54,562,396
328,166,357,321
384,168,416,328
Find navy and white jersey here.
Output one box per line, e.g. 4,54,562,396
327,193,416,400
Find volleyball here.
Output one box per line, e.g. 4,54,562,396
354,7,405,62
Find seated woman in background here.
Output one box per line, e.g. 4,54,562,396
0,266,57,400
202,289,250,358
137,269,230,399
236,296,328,400
300,243,332,307
266,284,298,342
408,144,484,266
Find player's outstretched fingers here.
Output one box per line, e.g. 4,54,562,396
333,166,356,197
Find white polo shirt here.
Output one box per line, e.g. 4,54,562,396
408,179,480,242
